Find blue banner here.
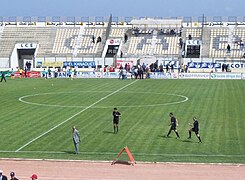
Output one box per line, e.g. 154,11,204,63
63,61,96,67
187,62,221,69
149,72,178,79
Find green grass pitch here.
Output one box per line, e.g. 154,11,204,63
0,78,245,163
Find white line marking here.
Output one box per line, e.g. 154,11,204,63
15,80,138,152
19,91,188,108
2,150,245,158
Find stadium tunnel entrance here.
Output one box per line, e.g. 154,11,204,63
17,48,35,69
10,43,38,69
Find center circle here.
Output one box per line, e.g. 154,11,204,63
18,91,188,108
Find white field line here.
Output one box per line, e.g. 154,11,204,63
19,91,189,108
2,150,245,158
15,80,138,152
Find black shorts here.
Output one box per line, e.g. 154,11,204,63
170,125,176,130
113,120,119,124
191,128,199,134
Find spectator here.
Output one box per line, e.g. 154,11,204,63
122,69,127,80
0,170,8,180
124,33,128,43
92,35,95,43
166,64,169,73
138,66,144,79
28,61,32,70
19,68,23,78
118,68,123,79
179,38,183,49
160,29,164,35
54,68,58,78
188,34,192,40
126,63,130,72
25,61,29,70
159,64,164,72
222,63,226,72
96,36,101,43
227,44,231,53
30,174,38,180
42,68,47,79
181,63,184,73
170,64,174,73
240,40,244,48
225,64,229,72
109,66,114,72
11,68,15,79
141,63,146,72
181,50,185,58
24,67,28,78
10,171,19,180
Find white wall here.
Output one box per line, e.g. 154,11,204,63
0,58,10,68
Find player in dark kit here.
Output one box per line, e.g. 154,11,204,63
112,107,121,133
188,117,202,143
0,71,6,82
167,112,180,138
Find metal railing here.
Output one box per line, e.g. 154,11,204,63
0,16,245,23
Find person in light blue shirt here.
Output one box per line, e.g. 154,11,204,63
42,68,47,79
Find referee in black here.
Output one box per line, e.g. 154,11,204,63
0,71,6,82
188,117,202,143
112,107,121,133
166,112,180,138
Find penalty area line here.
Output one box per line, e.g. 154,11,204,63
15,80,139,152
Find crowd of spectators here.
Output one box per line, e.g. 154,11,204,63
91,35,101,43
221,63,231,72
159,28,182,37
131,27,182,37
114,60,186,80
0,169,38,180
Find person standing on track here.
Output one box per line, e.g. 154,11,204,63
0,170,7,180
72,126,80,154
188,117,202,143
166,112,180,138
30,174,38,180
10,171,19,180
112,107,121,133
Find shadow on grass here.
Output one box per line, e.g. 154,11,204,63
181,139,194,143
63,151,77,154
159,135,173,138
103,131,115,134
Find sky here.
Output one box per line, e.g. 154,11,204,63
0,0,244,18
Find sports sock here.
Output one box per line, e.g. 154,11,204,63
176,132,180,138
198,136,202,142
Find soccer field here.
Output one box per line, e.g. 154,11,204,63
0,78,245,163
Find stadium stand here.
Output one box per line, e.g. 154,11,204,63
209,27,245,58
125,28,180,56
1,16,245,69
0,27,56,57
